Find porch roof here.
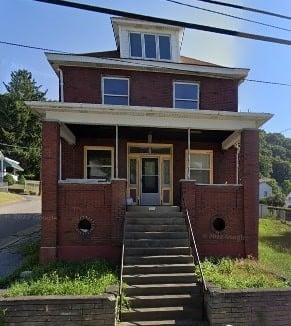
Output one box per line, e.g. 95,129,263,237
26,101,272,132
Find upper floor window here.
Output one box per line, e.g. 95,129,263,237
186,150,213,183
84,146,114,181
129,32,171,60
102,77,129,105
174,82,199,110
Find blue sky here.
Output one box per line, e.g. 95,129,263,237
1,0,291,136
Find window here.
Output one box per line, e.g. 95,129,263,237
129,32,171,60
186,150,213,183
174,82,199,110
102,77,129,105
84,147,114,181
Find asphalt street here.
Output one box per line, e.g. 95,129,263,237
0,195,41,280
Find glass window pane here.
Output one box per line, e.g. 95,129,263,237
87,150,111,166
190,170,210,183
159,35,171,60
175,100,198,110
88,166,111,180
104,95,128,105
104,79,128,95
130,33,142,57
151,147,171,154
144,34,156,59
175,83,198,100
129,147,150,153
163,159,170,185
129,159,137,185
190,153,210,169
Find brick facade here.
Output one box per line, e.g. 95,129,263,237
61,66,238,111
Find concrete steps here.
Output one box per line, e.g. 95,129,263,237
120,206,204,325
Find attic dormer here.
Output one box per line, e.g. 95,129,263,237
111,17,184,62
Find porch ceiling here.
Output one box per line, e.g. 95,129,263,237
26,101,273,131
67,125,232,143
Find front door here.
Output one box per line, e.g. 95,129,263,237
127,143,173,206
141,157,160,205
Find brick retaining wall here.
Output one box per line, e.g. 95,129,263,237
0,293,117,326
205,285,291,325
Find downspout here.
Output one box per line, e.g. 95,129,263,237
58,68,64,181
235,143,240,184
58,68,64,102
187,128,191,180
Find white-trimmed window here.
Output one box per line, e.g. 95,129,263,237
186,150,213,183
102,77,129,105
174,82,199,109
129,32,171,60
84,146,114,181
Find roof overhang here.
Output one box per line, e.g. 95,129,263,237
26,101,272,131
46,53,249,81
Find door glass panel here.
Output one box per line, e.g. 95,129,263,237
129,147,150,154
162,159,170,185
142,158,159,193
129,159,137,185
151,147,171,154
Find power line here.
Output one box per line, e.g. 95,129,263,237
164,0,291,33
0,40,70,54
0,142,38,150
34,0,291,46
193,0,291,20
1,40,291,88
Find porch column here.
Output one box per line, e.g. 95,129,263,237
240,129,259,258
40,121,60,263
187,128,191,180
115,125,118,178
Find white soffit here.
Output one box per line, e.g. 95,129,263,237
46,53,249,80
26,101,273,131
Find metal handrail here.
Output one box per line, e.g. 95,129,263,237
182,197,207,292
118,216,127,320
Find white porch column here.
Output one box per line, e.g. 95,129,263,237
115,125,119,178
187,128,191,180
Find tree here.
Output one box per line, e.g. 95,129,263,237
0,69,47,179
282,180,291,196
271,159,291,186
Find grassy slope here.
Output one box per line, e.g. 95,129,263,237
0,192,22,206
259,218,291,281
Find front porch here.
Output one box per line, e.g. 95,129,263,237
27,102,270,262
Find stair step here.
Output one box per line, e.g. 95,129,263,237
124,255,193,264
119,320,202,326
125,216,185,224
125,283,201,296
125,231,188,239
125,247,190,256
121,306,202,322
123,273,197,285
126,224,187,232
125,239,189,247
123,264,194,274
126,294,202,308
127,206,180,213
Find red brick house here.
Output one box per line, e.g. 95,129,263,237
27,17,272,263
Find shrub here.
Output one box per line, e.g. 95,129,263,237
4,174,15,186
18,175,26,185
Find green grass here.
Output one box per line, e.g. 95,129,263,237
196,217,291,289
0,241,119,297
0,192,22,205
259,218,291,281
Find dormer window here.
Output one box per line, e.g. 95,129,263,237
129,32,171,60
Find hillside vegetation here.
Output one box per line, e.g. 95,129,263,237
259,130,291,206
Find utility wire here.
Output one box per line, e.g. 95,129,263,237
164,0,291,33
192,0,291,21
1,40,291,87
34,0,291,46
0,142,38,150
0,40,70,54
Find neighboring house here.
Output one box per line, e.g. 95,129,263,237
26,17,272,263
0,151,24,182
259,179,273,199
286,192,291,207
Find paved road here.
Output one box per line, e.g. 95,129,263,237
0,196,41,280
